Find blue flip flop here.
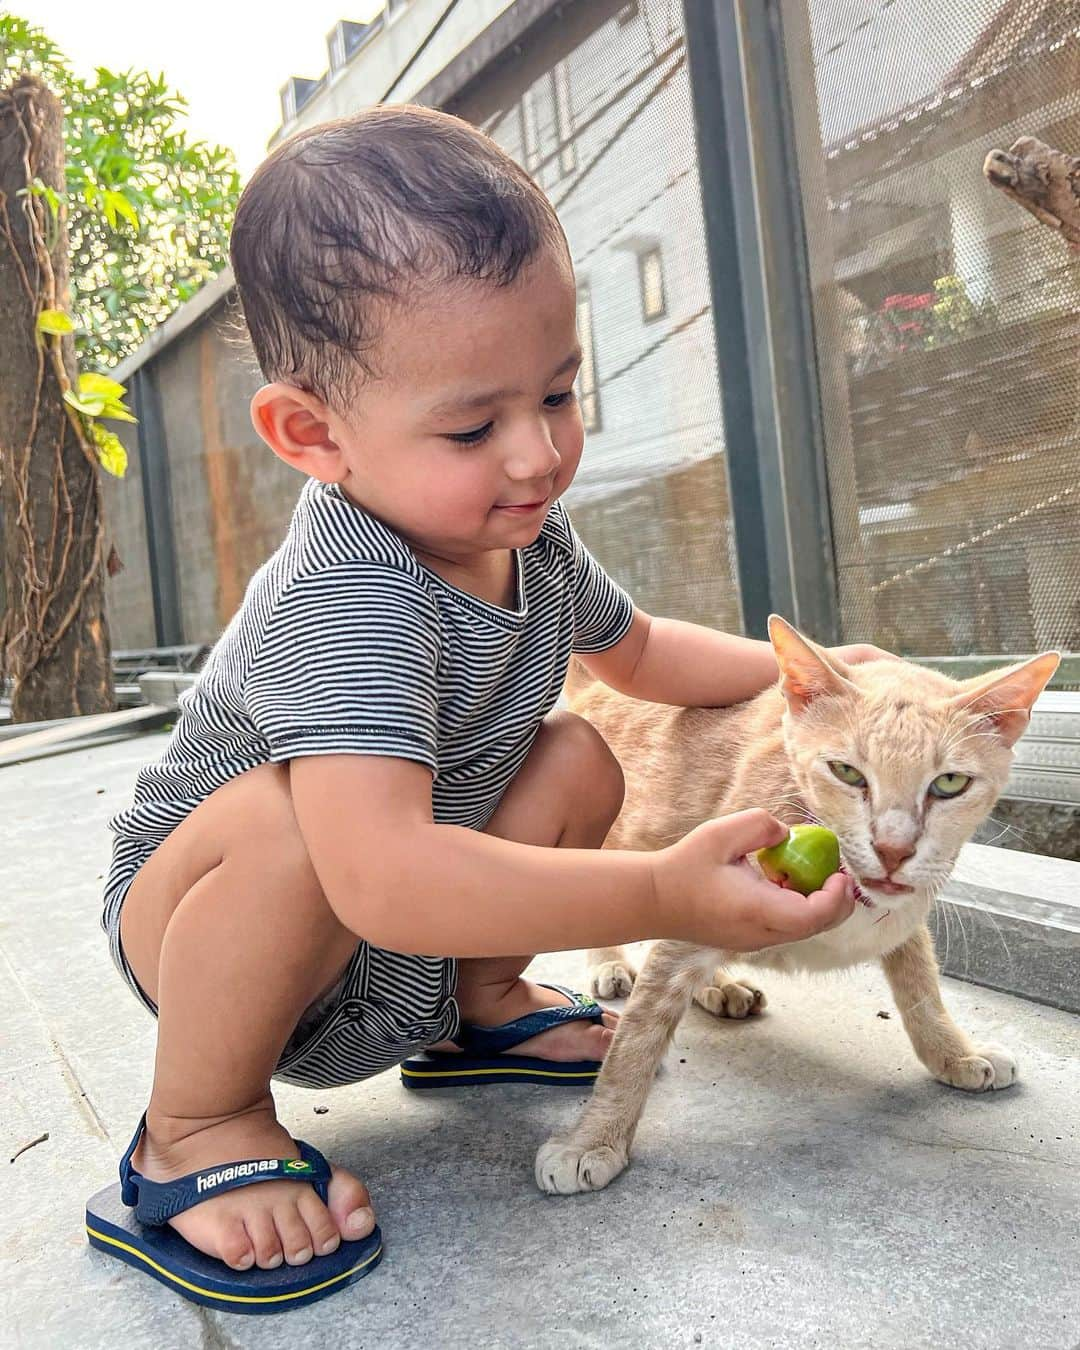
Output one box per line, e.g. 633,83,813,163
85,1115,383,1314
400,983,606,1088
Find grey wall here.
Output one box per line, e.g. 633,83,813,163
102,301,305,649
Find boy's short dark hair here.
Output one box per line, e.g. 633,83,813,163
230,104,568,409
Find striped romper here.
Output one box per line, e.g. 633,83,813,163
103,479,633,1089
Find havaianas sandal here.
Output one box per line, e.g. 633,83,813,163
85,1115,383,1314
400,983,606,1089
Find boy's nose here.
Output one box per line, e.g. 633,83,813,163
505,431,561,481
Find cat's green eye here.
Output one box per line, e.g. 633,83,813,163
929,772,972,799
829,761,867,789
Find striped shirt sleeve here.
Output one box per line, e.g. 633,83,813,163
565,515,635,654
244,561,440,772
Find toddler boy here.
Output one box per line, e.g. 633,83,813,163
93,106,864,1306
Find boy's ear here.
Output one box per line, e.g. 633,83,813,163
250,383,345,482
946,652,1060,748
768,614,856,715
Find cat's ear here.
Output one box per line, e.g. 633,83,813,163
947,652,1060,747
768,615,856,715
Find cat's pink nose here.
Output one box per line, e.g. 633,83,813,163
873,841,915,875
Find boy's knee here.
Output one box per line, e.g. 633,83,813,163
543,711,625,823
229,764,316,881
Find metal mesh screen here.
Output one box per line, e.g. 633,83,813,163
783,0,1080,659
451,0,741,632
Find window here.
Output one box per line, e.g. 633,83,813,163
551,61,576,176
638,247,666,322
576,289,601,433
520,89,542,179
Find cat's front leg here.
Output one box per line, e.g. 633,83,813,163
882,925,1017,1091
587,944,638,999
537,941,715,1194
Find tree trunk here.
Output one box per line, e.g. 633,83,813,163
0,74,113,721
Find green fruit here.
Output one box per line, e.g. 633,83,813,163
756,824,841,896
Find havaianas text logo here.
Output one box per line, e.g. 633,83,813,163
194,1159,305,1194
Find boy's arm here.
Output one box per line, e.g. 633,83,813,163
289,754,853,958
579,608,891,707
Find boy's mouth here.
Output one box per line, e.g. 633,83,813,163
494,497,549,515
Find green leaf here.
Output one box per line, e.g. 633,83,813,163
92,423,128,478
99,399,137,423
78,371,126,401
37,308,74,335
103,189,139,230
62,388,106,416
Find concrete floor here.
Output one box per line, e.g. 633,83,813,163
3,732,1078,1350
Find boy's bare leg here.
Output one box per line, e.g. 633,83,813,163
117,711,623,1272
446,711,625,1061
119,762,371,1272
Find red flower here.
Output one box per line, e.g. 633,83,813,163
880,291,934,312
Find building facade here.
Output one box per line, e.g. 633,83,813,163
100,0,1080,674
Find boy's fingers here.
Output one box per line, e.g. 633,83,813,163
813,873,857,930
752,871,854,938
707,808,789,859
792,874,855,934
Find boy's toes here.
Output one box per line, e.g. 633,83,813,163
326,1167,375,1242
246,1211,284,1269
589,1023,615,1057
297,1188,342,1256
273,1204,315,1266
218,1219,256,1271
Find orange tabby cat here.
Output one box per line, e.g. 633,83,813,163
536,616,1059,1195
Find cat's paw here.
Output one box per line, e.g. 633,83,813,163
535,1137,629,1194
695,978,767,1019
934,1043,1018,1092
589,959,636,1000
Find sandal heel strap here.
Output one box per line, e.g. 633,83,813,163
118,1116,332,1226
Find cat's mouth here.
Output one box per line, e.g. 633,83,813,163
839,867,875,907
863,878,915,897
841,867,914,905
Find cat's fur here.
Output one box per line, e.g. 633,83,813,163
536,617,1059,1195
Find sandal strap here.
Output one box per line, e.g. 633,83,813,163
454,984,604,1055
118,1114,332,1227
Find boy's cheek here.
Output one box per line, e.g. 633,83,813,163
556,421,585,482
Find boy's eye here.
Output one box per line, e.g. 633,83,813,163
828,761,867,788
928,772,972,799
444,391,574,444
445,422,494,446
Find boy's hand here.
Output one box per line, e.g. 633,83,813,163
828,642,898,666
652,809,856,952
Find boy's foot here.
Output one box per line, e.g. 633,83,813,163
434,979,619,1061
132,1098,374,1271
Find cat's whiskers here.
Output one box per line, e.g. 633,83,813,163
982,813,1032,848
766,796,817,826
940,704,1030,757
931,879,954,970
976,820,1014,849
927,873,967,972
970,895,1015,976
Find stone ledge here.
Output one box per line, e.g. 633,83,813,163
936,841,1080,1013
